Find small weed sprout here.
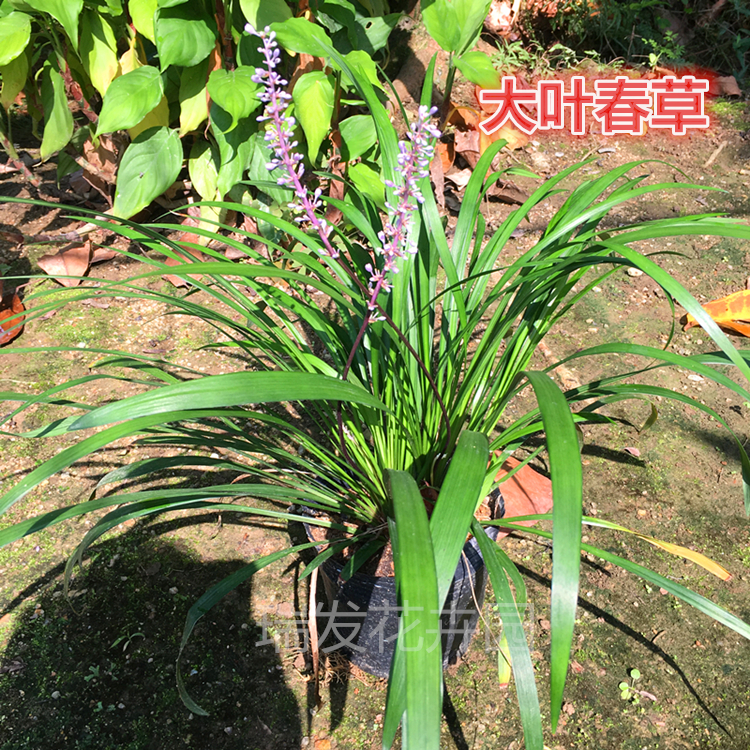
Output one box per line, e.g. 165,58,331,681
619,668,642,704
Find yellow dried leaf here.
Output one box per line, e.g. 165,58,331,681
685,289,750,338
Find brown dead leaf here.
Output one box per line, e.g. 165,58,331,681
162,243,208,288
0,288,25,346
436,140,455,173
623,446,641,457
446,104,479,130
454,129,481,168
37,241,92,287
91,246,118,264
488,181,528,204
684,288,750,337
716,75,742,97
480,120,529,151
445,168,473,191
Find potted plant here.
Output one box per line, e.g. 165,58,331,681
2,25,750,749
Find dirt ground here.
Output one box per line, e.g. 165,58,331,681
1,33,750,750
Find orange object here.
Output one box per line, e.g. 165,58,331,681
493,455,553,540
684,289,750,337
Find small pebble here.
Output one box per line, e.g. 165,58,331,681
627,267,644,277
51,691,61,700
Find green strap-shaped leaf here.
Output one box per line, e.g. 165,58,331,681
69,371,386,430
525,370,582,732
382,431,489,748
291,71,334,162
97,66,164,135
473,520,543,750
386,469,442,750
24,0,83,48
206,66,262,132
112,126,182,219
40,60,73,161
431,431,489,605
154,2,216,69
79,9,119,96
0,11,31,66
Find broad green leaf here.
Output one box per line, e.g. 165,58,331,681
206,66,262,132
69,371,386,430
0,48,28,109
387,469,442,750
24,0,82,48
270,17,333,57
129,0,157,42
188,139,219,200
0,11,30,65
239,0,291,28
339,114,376,161
525,371,582,733
178,59,209,136
127,94,169,139
154,3,216,69
291,71,334,162
421,0,491,54
40,60,73,161
455,50,499,89
112,126,182,218
79,9,120,96
97,66,164,135
348,162,385,209
210,102,256,196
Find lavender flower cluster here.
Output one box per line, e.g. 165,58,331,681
248,25,440,313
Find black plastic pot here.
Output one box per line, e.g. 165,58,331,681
303,492,504,679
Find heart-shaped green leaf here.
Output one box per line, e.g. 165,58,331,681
97,66,165,135
154,3,216,69
40,60,73,161
112,126,182,218
292,71,334,162
207,66,262,132
0,11,31,66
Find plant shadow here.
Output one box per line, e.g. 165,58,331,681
0,527,303,750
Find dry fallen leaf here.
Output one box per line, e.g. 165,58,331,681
684,288,750,337
162,241,208,288
37,241,93,287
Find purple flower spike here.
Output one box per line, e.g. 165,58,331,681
248,25,339,259
365,105,440,312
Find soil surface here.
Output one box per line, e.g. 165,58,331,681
2,28,750,750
